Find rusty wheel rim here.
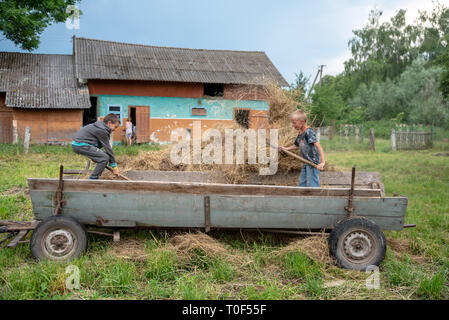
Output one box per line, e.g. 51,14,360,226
42,228,77,260
339,229,377,266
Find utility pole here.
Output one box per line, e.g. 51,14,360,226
306,65,326,99
319,64,325,86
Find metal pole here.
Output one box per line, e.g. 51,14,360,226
345,166,356,217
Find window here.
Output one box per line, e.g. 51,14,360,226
234,109,250,129
204,83,224,97
191,107,207,116
108,105,122,122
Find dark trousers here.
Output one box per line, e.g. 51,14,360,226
72,145,110,179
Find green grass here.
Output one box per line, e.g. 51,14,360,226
0,134,448,300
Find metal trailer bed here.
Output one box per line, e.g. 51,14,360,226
0,166,411,270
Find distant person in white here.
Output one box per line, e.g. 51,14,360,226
125,119,133,146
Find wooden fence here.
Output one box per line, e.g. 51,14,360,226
313,126,334,141
339,125,364,144
391,129,432,150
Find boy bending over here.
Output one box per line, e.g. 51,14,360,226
72,114,121,180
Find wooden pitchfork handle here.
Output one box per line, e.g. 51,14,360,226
274,145,322,170
105,166,131,181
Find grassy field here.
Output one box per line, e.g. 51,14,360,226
0,136,448,300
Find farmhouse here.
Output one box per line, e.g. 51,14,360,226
0,52,90,144
0,37,288,144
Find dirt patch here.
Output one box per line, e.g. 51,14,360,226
434,152,449,156
386,237,410,253
0,186,29,197
386,237,430,264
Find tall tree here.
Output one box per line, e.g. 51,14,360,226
344,8,423,85
0,0,81,51
437,51,449,99
418,2,449,62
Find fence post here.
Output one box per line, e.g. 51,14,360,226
12,120,18,144
329,120,335,140
391,129,396,151
431,125,435,144
370,128,375,151
23,126,31,154
109,132,114,148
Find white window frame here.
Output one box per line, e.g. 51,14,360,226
107,105,122,123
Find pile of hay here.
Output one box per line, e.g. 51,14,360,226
109,239,149,261
169,232,236,261
277,235,335,266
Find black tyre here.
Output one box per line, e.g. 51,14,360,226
329,217,386,270
30,216,88,261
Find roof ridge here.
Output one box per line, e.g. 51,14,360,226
0,51,72,57
74,36,267,55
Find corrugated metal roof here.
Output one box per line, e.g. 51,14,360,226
0,52,90,109
74,37,289,86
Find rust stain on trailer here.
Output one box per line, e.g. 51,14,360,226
95,216,109,227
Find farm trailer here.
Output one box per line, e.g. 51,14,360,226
0,166,412,270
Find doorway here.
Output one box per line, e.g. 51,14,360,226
83,97,98,126
128,106,150,143
0,92,13,143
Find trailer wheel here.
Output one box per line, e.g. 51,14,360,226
30,216,87,262
329,217,386,270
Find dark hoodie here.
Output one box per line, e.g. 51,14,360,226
73,121,117,164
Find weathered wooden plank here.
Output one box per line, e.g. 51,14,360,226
208,195,406,230
125,170,224,183
319,172,381,185
210,195,407,216
124,170,384,188
0,220,39,231
6,230,29,247
29,190,407,230
30,191,206,227
28,178,382,197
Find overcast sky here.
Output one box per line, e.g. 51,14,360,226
0,0,446,85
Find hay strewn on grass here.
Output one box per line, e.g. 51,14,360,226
109,239,149,261
169,232,238,262
277,235,335,266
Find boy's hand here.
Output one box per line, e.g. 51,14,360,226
316,162,325,171
112,167,120,176
278,146,286,152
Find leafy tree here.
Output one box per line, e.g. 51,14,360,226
438,51,449,99
310,75,346,125
345,9,423,85
332,73,357,103
418,2,449,61
350,59,449,126
431,48,449,100
291,71,311,93
0,0,81,51
345,3,449,87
